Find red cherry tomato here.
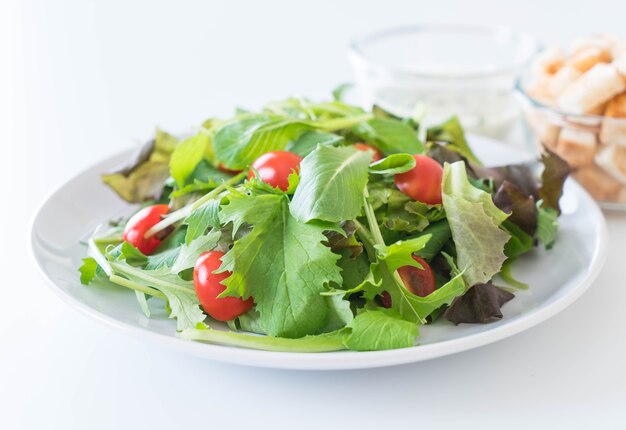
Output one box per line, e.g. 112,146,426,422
123,204,169,255
193,251,254,321
353,143,383,162
248,151,303,191
397,255,436,297
394,154,443,205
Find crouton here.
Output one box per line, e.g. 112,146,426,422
527,110,560,150
613,54,626,78
574,164,622,200
594,144,626,184
570,34,616,57
600,94,626,146
555,128,597,168
558,64,626,114
547,65,582,96
531,46,565,75
567,47,612,73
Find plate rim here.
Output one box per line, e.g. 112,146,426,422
30,138,609,370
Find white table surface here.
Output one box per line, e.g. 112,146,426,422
4,0,626,428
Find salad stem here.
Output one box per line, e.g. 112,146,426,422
145,171,246,238
109,274,167,300
180,328,348,352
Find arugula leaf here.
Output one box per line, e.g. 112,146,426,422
285,130,344,157
344,309,418,351
145,247,180,270
369,153,416,175
219,192,342,338
109,261,205,330
442,161,510,286
536,203,559,249
170,230,221,274
353,118,423,155
444,282,514,324
213,114,313,170
426,116,481,165
102,130,177,203
291,145,372,223
184,198,222,244
170,132,211,188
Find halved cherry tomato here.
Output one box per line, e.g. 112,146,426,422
248,151,302,191
193,251,254,321
354,143,383,162
123,204,169,255
397,255,436,297
394,154,443,205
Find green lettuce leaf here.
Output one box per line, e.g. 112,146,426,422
369,153,416,175
442,161,510,286
291,145,372,223
352,118,423,155
536,203,559,249
219,192,342,338
170,230,221,274
285,130,343,157
170,132,212,189
344,309,418,351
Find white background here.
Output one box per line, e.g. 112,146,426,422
3,0,626,428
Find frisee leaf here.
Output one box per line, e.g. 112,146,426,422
442,161,510,286
290,145,372,223
219,192,342,338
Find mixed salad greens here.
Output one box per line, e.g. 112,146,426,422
80,94,570,352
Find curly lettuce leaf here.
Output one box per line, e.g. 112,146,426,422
219,192,342,338
291,145,372,223
442,161,510,287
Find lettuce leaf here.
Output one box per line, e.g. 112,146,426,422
291,145,372,223
442,161,510,287
344,309,418,351
444,282,514,324
219,192,342,338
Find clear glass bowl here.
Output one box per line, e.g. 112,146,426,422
516,72,626,209
348,24,538,139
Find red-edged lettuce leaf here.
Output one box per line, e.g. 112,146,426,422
443,282,514,325
493,181,538,236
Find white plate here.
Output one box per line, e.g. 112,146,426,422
31,135,607,370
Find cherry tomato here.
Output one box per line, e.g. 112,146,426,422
380,291,392,308
394,154,443,205
248,151,302,191
218,163,243,175
353,143,383,162
123,204,169,255
193,251,254,321
397,255,436,297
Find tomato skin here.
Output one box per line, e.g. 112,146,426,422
248,151,302,191
397,255,436,297
123,204,169,255
394,154,444,205
353,143,382,162
193,251,254,321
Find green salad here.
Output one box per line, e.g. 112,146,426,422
80,94,570,352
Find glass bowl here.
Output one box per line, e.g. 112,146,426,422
348,24,538,139
516,72,626,209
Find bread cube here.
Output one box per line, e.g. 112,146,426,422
547,65,582,96
527,110,560,150
574,164,622,200
594,144,626,184
531,46,565,75
600,94,626,147
570,34,616,57
555,128,597,168
558,64,626,114
613,54,626,78
567,47,611,73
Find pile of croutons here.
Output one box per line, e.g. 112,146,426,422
525,34,626,203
